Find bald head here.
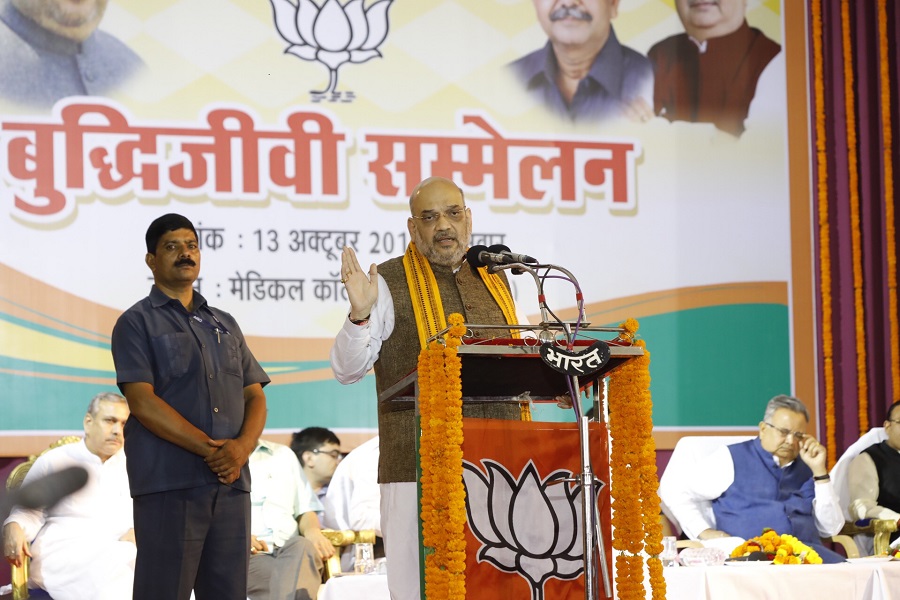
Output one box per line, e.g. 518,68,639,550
409,176,465,213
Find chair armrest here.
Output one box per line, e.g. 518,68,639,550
320,529,377,548
320,529,378,580
839,519,898,556
10,555,29,600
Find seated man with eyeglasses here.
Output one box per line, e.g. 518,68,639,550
847,400,900,549
290,427,343,507
674,394,845,562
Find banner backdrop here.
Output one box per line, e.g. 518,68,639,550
0,0,804,441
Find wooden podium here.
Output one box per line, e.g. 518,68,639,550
378,337,644,404
382,335,643,600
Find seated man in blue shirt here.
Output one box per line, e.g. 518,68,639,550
671,395,846,563
509,0,652,122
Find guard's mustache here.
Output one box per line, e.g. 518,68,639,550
175,258,196,267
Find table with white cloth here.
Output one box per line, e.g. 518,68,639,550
316,562,900,599
318,573,390,600
663,559,900,600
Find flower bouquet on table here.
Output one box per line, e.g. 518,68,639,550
730,529,823,565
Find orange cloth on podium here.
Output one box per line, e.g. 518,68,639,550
461,418,612,600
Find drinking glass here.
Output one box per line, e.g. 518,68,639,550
353,543,376,574
661,536,678,567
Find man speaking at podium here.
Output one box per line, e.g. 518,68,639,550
331,176,522,600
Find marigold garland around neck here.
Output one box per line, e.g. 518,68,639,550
417,313,467,600
403,242,521,350
608,320,664,600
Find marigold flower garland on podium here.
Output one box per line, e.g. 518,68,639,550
608,319,665,600
417,313,467,600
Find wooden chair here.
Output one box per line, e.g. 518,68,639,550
838,519,897,556
5,436,81,600
319,529,377,580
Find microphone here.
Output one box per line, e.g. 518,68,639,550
487,244,537,265
466,245,505,269
5,466,89,513
466,245,539,269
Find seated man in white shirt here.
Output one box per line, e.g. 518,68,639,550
668,394,845,562
248,440,335,600
322,436,382,572
2,392,134,600
847,400,900,550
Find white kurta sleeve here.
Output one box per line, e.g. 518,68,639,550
345,446,382,535
847,452,900,522
330,275,394,384
322,438,381,535
674,445,735,540
3,456,51,540
813,479,846,537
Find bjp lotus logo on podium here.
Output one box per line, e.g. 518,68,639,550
463,459,588,600
268,0,393,100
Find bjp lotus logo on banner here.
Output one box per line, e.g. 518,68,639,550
268,0,393,99
462,459,588,600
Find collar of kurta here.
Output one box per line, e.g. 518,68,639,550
521,26,627,98
687,20,753,56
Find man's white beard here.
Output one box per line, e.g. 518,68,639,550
412,227,469,267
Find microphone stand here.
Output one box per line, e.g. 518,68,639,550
486,261,612,600
485,260,552,329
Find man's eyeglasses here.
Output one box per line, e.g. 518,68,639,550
312,448,343,460
410,207,466,225
763,422,807,441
